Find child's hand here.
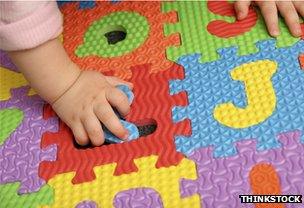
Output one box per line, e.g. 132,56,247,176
51,69,133,146
235,1,303,37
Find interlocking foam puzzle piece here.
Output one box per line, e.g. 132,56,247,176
0,182,53,208
170,40,304,157
0,87,58,194
0,50,18,72
0,67,35,100
39,64,189,184
61,1,179,80
113,188,164,208
180,130,304,207
104,120,139,144
162,1,300,62
249,163,284,208
0,109,23,145
42,156,199,208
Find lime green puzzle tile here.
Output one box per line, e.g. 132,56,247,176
76,11,149,58
0,183,53,208
0,109,23,145
162,1,300,62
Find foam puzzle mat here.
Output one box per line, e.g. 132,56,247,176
0,1,303,208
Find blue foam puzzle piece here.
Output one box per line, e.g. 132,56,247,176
104,120,139,144
170,39,304,157
57,1,95,9
57,0,119,9
103,85,138,144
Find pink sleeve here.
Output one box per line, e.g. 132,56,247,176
0,1,63,51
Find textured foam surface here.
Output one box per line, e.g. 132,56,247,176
39,64,189,184
162,1,300,62
113,188,164,208
1,1,303,207
0,109,23,145
0,182,53,208
180,130,304,208
0,67,35,101
61,1,179,80
0,87,58,194
0,50,18,72
44,156,199,208
170,40,304,156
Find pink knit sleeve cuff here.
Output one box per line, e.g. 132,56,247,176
0,2,62,51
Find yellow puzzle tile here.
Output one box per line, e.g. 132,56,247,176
42,156,200,208
0,67,35,101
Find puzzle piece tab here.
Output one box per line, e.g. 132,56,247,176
170,40,304,156
44,156,199,208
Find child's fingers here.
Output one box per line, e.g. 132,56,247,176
106,88,130,117
71,121,90,146
105,76,133,89
277,1,302,37
293,1,304,18
234,1,251,20
256,1,279,37
82,112,105,146
94,103,128,140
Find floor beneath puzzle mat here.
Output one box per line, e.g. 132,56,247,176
0,1,303,208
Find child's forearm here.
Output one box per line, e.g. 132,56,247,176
8,38,81,103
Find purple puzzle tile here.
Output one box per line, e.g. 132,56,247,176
0,50,18,72
180,130,304,208
0,86,58,194
113,188,164,208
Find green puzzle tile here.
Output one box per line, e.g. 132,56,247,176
76,11,149,58
0,183,53,208
162,1,300,62
0,109,23,145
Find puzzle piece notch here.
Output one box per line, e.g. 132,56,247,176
180,130,303,207
162,1,300,62
0,182,53,208
0,86,58,194
61,1,179,80
170,39,304,157
44,156,199,208
39,63,189,185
